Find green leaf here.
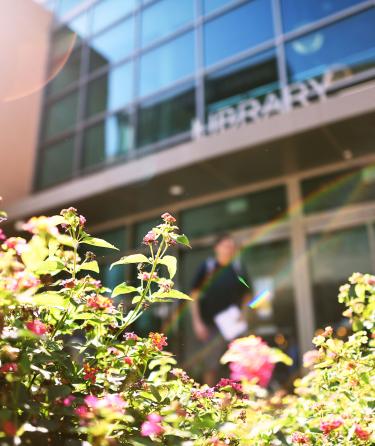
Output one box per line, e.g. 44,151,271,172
79,260,99,273
238,275,249,288
158,255,177,279
110,254,150,269
172,233,191,248
48,215,67,226
81,235,119,250
112,283,138,297
153,290,192,300
35,260,65,275
31,292,69,309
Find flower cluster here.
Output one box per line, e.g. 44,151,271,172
149,332,168,350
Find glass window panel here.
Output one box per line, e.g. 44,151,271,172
92,227,127,259
89,17,135,71
50,26,80,63
99,263,125,297
141,0,194,46
285,9,375,83
82,112,133,168
242,240,299,383
181,186,287,239
281,0,365,32
69,11,90,39
204,0,274,66
39,137,75,188
203,0,233,14
140,31,195,97
48,48,81,96
137,83,195,147
205,49,279,114
86,62,133,117
301,166,375,215
92,0,136,34
44,92,78,140
56,0,82,16
309,226,372,328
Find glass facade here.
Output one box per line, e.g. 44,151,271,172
38,0,375,188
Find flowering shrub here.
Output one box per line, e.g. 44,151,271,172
0,207,269,446
223,272,374,445
0,201,373,445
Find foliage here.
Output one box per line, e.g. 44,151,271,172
223,272,375,445
0,203,373,445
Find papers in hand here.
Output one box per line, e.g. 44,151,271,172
214,305,248,341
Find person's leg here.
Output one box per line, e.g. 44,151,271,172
201,328,228,386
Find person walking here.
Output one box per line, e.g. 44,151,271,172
191,233,252,385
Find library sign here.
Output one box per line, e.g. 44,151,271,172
191,74,341,139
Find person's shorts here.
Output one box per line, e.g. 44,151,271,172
200,326,228,371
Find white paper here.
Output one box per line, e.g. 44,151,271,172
214,305,248,341
252,276,275,319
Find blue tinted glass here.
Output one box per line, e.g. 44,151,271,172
203,0,233,14
92,0,136,34
141,0,194,46
140,31,195,96
281,0,364,32
40,138,75,188
82,112,133,168
69,11,90,38
285,9,375,83
56,0,82,16
205,50,279,113
89,17,134,71
204,0,274,66
86,62,133,117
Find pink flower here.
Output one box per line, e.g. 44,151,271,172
0,229,6,241
355,425,371,441
2,420,17,437
191,386,215,399
320,418,343,435
141,414,164,437
124,356,133,365
6,271,40,292
86,294,113,311
149,332,168,351
84,394,126,413
161,213,176,224
79,215,86,226
143,230,158,245
215,378,243,394
26,319,48,336
61,278,77,289
124,332,139,341
303,350,321,368
222,336,276,387
74,405,90,419
138,271,158,281
291,432,310,444
22,216,59,236
2,237,27,255
62,395,76,407
0,363,18,374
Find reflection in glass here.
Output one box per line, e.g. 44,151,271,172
92,0,136,35
39,138,75,188
89,17,135,71
285,9,375,83
309,226,372,328
203,0,233,14
281,0,364,32
86,62,133,117
302,166,375,215
205,49,279,114
141,0,194,46
181,186,287,239
44,92,78,140
93,227,127,258
140,31,195,97
50,26,80,63
48,48,81,96
204,0,274,66
242,240,298,384
82,113,133,168
137,83,195,147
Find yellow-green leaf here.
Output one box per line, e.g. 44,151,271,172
81,235,119,250
79,260,99,273
112,283,138,297
158,255,177,279
153,290,192,300
110,254,150,269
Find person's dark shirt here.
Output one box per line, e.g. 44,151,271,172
191,258,250,326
